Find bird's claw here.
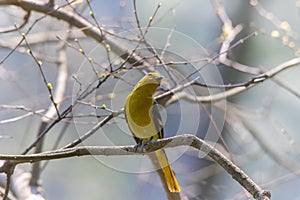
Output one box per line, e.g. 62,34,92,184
134,141,149,153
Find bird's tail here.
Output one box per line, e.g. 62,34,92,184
153,149,181,193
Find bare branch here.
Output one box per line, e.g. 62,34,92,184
41,30,68,123
163,57,300,104
20,31,61,119
0,0,152,68
0,105,45,124
30,28,69,192
0,11,30,33
210,0,260,74
0,134,271,200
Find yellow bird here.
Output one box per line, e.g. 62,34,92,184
124,72,181,193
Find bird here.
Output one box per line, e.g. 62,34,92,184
124,72,181,193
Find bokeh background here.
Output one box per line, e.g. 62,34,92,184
1,0,300,199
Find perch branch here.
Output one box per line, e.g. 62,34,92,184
0,134,270,200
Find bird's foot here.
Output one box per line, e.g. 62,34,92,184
134,141,150,153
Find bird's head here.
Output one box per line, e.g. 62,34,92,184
133,72,163,95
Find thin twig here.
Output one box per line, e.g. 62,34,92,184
20,30,61,119
133,0,143,37
0,0,152,69
0,11,31,33
159,57,300,104
62,113,114,149
184,31,258,81
0,105,45,124
212,0,260,74
30,26,69,190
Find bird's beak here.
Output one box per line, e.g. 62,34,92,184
154,75,163,82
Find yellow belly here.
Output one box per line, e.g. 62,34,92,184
126,113,158,139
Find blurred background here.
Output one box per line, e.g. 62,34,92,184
0,0,300,199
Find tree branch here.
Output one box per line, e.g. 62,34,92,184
161,57,300,104
0,134,271,200
0,0,153,69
